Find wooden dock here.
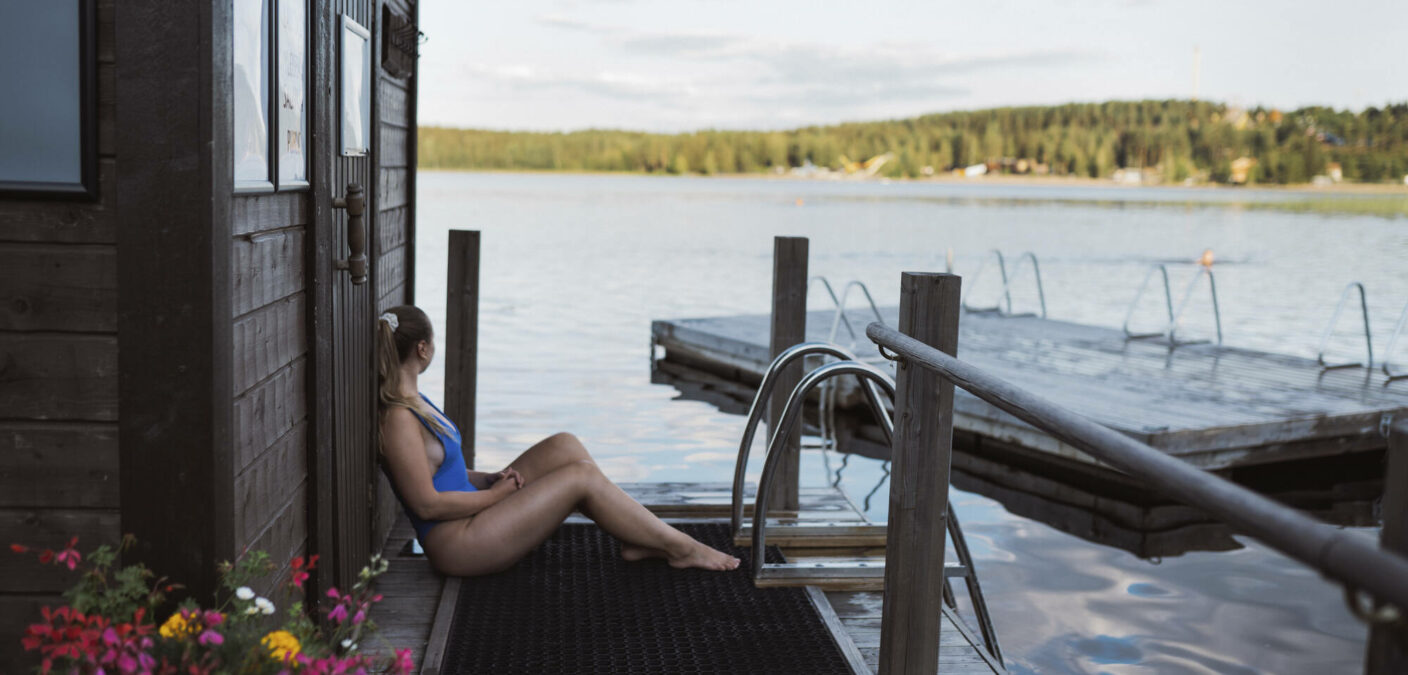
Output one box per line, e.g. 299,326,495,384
370,483,1004,675
652,308,1408,471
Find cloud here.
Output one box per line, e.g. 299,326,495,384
532,15,1099,111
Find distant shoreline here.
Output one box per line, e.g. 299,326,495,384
421,167,1408,195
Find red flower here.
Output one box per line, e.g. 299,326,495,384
10,543,29,553
39,549,53,564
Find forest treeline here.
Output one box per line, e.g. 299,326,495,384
418,100,1408,184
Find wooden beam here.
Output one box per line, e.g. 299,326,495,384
115,0,234,603
444,230,480,469
420,576,461,675
1366,420,1408,674
879,272,961,675
768,236,808,512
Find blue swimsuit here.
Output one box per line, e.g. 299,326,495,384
390,394,479,542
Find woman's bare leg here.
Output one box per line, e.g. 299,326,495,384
502,433,669,561
506,432,594,484
426,459,738,576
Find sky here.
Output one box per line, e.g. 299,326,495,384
416,0,1408,133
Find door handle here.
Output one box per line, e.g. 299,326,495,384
332,183,367,285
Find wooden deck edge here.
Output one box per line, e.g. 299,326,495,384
418,575,461,675
805,586,872,675
940,605,1006,674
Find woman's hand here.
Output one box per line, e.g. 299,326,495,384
487,467,524,489
488,472,521,499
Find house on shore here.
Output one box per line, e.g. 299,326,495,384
1,1,421,669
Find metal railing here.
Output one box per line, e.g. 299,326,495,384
960,249,1047,318
1123,263,1223,346
864,272,1408,673
1385,299,1408,381
1318,281,1375,370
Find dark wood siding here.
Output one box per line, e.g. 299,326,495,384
231,193,311,597
372,0,417,551
0,1,119,670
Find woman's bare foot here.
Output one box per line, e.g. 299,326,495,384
666,541,741,571
620,543,668,562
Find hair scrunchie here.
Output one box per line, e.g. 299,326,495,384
378,312,399,331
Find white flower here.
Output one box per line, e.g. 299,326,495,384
341,639,357,652
235,586,255,601
255,597,276,615
245,605,260,616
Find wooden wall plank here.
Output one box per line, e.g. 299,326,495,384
0,423,118,508
0,244,116,332
0,509,120,592
238,480,308,600
234,421,308,549
233,293,307,395
233,357,308,473
0,159,117,244
233,193,309,237
98,62,115,157
378,282,407,314
0,334,116,421
380,79,408,127
376,246,406,304
377,206,407,250
379,168,409,210
232,229,306,318
380,126,408,168
96,0,114,63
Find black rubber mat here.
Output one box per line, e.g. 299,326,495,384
439,522,853,674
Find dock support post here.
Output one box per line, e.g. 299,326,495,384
879,272,961,675
445,230,480,470
768,236,809,513
1366,420,1408,674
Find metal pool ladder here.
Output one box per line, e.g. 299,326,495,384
961,249,1047,318
1123,262,1223,346
729,341,1004,668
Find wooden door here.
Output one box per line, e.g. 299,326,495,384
311,0,379,593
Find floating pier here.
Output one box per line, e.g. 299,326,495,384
652,307,1408,471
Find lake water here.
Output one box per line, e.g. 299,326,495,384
414,171,1408,674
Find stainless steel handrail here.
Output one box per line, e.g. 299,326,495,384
730,342,890,535
1167,266,1223,346
961,249,1010,314
828,280,887,347
751,360,897,574
1005,252,1048,319
1123,264,1223,345
748,358,1005,665
867,321,1408,614
1123,264,1174,339
1318,281,1374,370
809,276,859,345
1384,299,1408,381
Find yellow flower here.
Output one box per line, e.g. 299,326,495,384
159,612,195,639
262,630,302,663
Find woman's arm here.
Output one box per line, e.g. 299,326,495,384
466,468,524,490
381,408,518,521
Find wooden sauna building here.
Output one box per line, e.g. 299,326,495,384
0,0,422,668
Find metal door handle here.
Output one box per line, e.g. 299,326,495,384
332,183,367,285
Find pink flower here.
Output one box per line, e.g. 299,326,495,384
197,629,223,646
393,648,414,674
351,609,365,625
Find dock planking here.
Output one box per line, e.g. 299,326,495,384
652,308,1408,471
372,482,1002,674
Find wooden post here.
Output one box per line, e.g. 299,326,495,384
1366,420,1408,674
445,230,480,469
768,236,808,513
879,272,961,675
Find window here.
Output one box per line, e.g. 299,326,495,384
233,0,307,191
0,0,97,199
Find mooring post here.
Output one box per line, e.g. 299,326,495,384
879,272,961,675
768,236,809,513
445,230,480,470
1366,420,1408,674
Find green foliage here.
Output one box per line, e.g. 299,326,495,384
63,534,170,625
418,100,1408,185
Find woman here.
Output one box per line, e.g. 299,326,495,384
376,305,740,576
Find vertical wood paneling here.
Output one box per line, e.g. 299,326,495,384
232,230,306,318
233,358,308,473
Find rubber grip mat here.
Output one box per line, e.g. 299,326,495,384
439,522,853,674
